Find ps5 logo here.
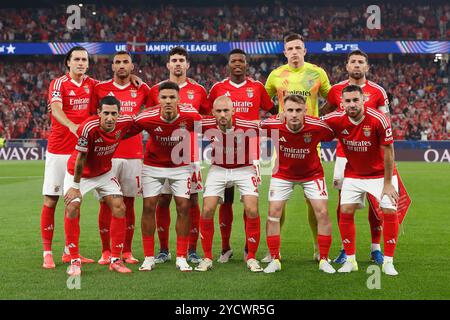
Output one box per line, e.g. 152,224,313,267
322,43,359,52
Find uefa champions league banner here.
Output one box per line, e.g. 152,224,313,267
0,41,449,55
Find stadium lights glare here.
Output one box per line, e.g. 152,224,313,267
92,11,96,15
78,3,83,7
434,53,442,62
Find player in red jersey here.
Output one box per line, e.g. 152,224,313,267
64,96,135,276
323,50,390,265
208,49,274,263
195,96,263,273
322,85,400,276
148,47,210,265
260,95,335,274
40,46,97,268
130,81,202,272
90,51,151,266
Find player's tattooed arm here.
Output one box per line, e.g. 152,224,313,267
320,102,337,116
64,152,86,206
50,101,79,135
380,144,399,205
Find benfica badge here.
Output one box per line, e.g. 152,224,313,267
246,87,254,98
115,130,122,140
363,92,370,102
179,121,187,129
363,125,371,137
130,90,137,98
303,133,312,143
187,90,195,100
84,86,90,94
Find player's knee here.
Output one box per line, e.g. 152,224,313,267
176,201,190,216
202,206,215,219
315,208,330,223
245,207,259,218
112,202,126,218
158,194,172,208
43,195,59,208
66,203,80,219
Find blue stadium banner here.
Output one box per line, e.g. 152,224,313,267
0,41,449,55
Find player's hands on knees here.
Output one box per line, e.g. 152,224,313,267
381,184,399,206
64,188,82,206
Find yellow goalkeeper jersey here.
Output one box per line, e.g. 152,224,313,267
265,62,331,116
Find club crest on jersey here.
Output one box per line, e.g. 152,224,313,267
246,88,254,98
187,90,195,100
363,92,370,102
130,90,137,98
115,130,122,140
179,121,187,129
303,133,312,143
363,126,371,137
84,86,90,94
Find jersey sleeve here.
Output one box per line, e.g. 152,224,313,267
377,116,394,146
258,82,274,111
318,67,331,99
48,79,63,106
326,85,338,107
318,121,336,142
75,123,90,153
147,85,159,107
198,86,212,115
264,71,277,98
88,86,100,115
376,87,390,113
207,83,219,106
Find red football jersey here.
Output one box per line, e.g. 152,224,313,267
67,115,134,178
260,116,335,182
201,116,259,169
90,80,151,159
327,80,389,157
47,73,98,154
208,77,274,121
322,108,393,179
132,105,202,168
148,78,210,115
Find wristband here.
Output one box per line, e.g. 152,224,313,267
72,182,80,189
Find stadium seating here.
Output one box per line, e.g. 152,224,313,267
0,3,448,42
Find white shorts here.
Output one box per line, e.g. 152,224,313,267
333,156,347,190
203,165,259,202
42,152,70,196
111,158,143,197
161,162,203,195
63,170,122,201
141,165,192,199
268,177,329,201
340,175,399,210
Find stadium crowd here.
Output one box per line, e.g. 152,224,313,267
0,55,448,140
0,3,449,42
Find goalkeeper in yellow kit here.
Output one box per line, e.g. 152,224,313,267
263,33,331,263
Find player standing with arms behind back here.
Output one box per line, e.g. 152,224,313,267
208,49,273,263
41,46,96,268
91,51,151,266
264,33,331,262
322,85,400,276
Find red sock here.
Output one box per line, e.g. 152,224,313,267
339,213,355,255
110,216,126,258
219,203,233,252
64,210,80,260
368,205,382,245
200,217,214,259
176,235,189,258
266,235,280,260
142,235,155,257
98,202,112,252
41,205,55,251
317,234,332,260
188,203,200,251
156,205,170,251
243,211,248,250
383,213,399,257
245,215,260,260
123,197,135,253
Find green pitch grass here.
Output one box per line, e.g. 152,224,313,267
0,161,449,300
